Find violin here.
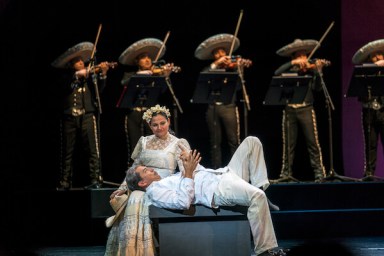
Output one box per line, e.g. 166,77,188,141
75,62,118,79
89,61,118,73
152,63,181,76
218,55,252,69
296,59,331,73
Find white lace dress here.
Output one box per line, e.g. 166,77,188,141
104,133,190,256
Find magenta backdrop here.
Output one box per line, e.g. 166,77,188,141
342,0,384,178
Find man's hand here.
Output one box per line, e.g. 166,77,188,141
179,145,201,179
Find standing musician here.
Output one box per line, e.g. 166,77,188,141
52,41,111,190
272,39,327,183
117,38,176,167
352,39,384,181
194,33,252,169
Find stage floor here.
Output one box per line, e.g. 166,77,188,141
7,236,384,256
3,181,384,256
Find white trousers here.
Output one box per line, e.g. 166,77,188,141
214,136,278,255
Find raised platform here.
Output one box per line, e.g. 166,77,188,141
150,205,251,256
7,181,384,251
89,181,384,240
266,181,384,239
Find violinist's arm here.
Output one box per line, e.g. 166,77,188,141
211,56,231,69
121,72,134,86
274,62,294,75
291,58,309,70
75,69,88,79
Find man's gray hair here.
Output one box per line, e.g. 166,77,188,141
125,166,145,192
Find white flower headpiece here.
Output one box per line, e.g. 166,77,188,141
142,105,171,123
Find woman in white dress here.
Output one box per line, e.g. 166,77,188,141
104,105,276,255
104,105,190,256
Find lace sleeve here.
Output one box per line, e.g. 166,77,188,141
131,136,144,162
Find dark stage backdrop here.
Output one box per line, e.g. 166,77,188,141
2,0,344,188
342,0,384,178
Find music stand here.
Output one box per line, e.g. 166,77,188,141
347,64,384,98
191,71,240,104
116,75,167,135
117,75,167,109
191,71,240,167
264,75,311,106
347,64,384,181
264,75,312,183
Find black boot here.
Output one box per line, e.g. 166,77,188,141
270,172,299,184
57,166,72,191
361,171,384,181
84,176,103,190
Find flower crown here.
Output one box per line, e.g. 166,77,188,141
142,105,171,123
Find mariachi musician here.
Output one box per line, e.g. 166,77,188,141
52,41,113,190
352,39,384,181
272,38,329,183
194,33,252,169
117,37,178,165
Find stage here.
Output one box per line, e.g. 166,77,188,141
2,180,384,255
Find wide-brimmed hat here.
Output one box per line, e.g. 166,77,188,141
194,33,240,60
276,39,319,57
51,42,94,69
119,38,165,66
105,193,129,228
352,39,384,64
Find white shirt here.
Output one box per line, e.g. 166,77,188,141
146,165,228,209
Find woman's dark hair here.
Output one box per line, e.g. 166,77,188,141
149,112,175,135
149,111,168,121
125,166,145,192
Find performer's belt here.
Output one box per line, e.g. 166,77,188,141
133,107,148,112
72,108,85,116
287,102,308,108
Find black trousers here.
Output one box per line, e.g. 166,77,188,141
281,105,326,180
362,107,384,175
60,113,101,185
206,103,240,169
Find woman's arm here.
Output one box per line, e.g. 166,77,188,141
131,136,145,164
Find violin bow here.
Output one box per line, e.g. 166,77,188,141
154,31,170,63
152,31,183,115
88,23,103,113
229,10,251,115
307,21,335,61
87,24,103,71
228,9,243,56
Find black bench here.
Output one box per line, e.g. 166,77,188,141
149,204,251,256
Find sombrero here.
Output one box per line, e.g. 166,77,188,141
119,38,165,66
352,39,384,64
194,33,240,60
276,39,319,57
51,42,94,69
105,193,129,228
